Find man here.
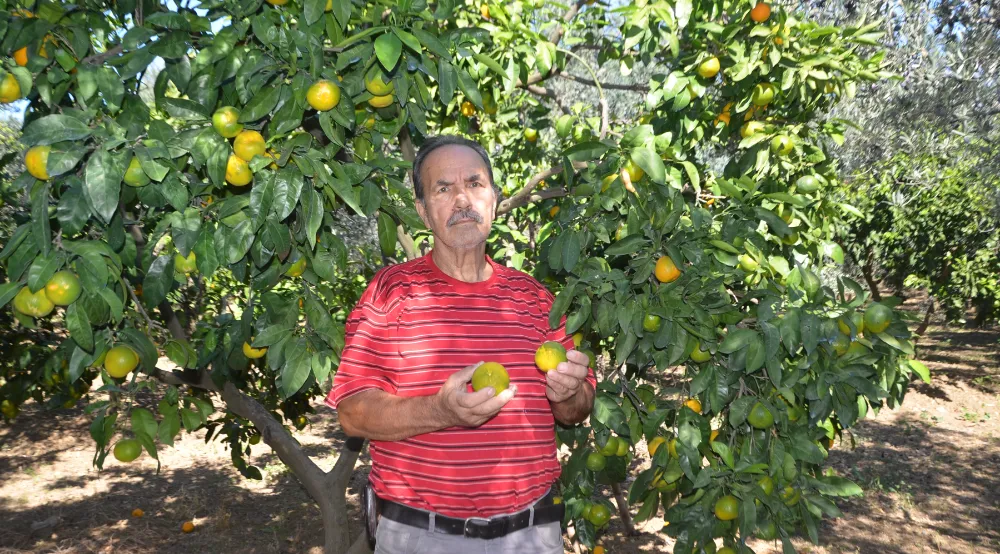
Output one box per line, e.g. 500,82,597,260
325,135,596,553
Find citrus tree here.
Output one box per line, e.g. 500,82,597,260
0,0,929,553
836,140,1000,330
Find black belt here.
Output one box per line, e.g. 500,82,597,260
379,490,564,540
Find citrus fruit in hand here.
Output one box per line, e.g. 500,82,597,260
714,494,739,520
643,314,662,333
113,438,142,462
655,255,681,283
534,341,567,372
25,145,51,180
747,402,774,429
585,451,607,472
212,106,243,138
864,303,892,334
233,130,266,162
13,286,55,317
45,270,82,306
105,345,139,379
587,503,611,527
243,341,267,359
471,362,509,396
306,79,341,111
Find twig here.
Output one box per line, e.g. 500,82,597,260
123,279,168,335
81,43,124,65
526,84,572,115
558,72,651,93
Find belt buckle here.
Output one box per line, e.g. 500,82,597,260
463,516,494,539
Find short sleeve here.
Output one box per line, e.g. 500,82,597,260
325,281,399,410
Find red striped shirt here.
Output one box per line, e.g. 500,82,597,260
325,252,596,518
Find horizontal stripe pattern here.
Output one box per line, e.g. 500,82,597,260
326,253,595,518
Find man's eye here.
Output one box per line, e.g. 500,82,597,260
470,182,481,187
438,186,447,193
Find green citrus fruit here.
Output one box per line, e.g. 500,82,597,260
838,312,865,336
471,362,509,396
599,436,620,457
864,303,892,334
174,251,197,275
123,156,150,187
212,106,243,138
113,438,143,462
758,475,775,495
832,333,850,356
795,174,821,193
770,135,794,156
25,145,51,180
697,56,721,79
12,286,55,317
643,314,662,333
585,451,607,472
690,341,712,363
747,402,774,429
739,254,759,272
105,345,139,379
752,83,775,106
306,79,341,111
714,495,739,520
45,270,82,306
587,503,611,527
285,257,307,277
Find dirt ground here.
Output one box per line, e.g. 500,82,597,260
2,290,999,554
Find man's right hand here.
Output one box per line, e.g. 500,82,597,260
436,362,516,428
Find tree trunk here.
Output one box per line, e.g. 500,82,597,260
610,482,637,535
861,251,882,301
915,298,935,337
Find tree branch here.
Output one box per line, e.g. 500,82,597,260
497,163,586,214
81,43,124,65
547,0,587,45
611,482,637,535
557,72,650,92
220,382,328,502
525,84,572,115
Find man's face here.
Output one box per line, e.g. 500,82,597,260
415,144,496,251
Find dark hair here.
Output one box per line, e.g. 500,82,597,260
412,135,498,203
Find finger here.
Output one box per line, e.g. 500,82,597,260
547,370,581,392
555,360,589,377
470,385,517,415
566,349,589,366
456,387,496,408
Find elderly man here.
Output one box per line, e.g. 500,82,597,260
325,135,596,553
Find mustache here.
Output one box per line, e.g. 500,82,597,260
447,209,483,226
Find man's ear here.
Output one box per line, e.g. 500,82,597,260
415,197,430,228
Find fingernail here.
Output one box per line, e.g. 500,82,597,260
486,387,495,396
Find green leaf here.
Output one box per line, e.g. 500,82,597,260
27,252,64,292
605,235,648,256
84,150,124,224
719,329,756,353
281,338,313,398
0,282,19,309
239,84,282,122
548,282,576,329
375,32,403,71
158,406,181,446
394,27,423,54
630,148,666,184
97,287,124,324
810,475,863,497
142,255,175,308
303,0,327,24
377,211,397,257
131,408,159,443
47,142,88,177
21,115,92,146
593,394,630,437
709,240,739,254
438,60,457,105
65,303,94,352
302,189,323,250
711,441,735,469
564,141,611,163
908,359,931,384
253,325,294,347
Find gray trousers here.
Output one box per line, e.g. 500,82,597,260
374,516,566,554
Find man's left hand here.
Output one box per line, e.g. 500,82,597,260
545,349,590,404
